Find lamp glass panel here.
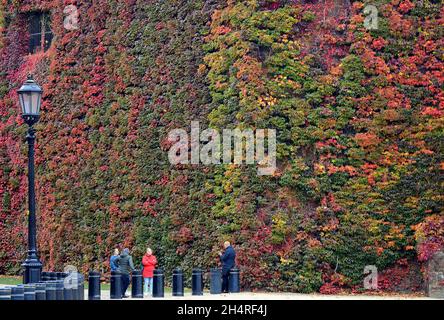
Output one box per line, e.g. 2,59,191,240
19,93,26,114
27,92,33,114
20,92,32,114
31,92,41,115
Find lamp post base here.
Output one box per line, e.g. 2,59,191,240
22,257,42,284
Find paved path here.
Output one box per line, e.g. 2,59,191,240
0,285,435,300
97,290,433,300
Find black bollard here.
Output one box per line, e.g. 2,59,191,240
88,271,101,300
110,271,122,299
131,270,143,299
192,268,204,296
45,281,57,300
35,283,46,300
24,284,36,300
55,280,65,300
11,285,24,300
229,267,240,293
78,273,85,300
152,268,164,298
69,273,79,300
172,268,184,296
0,287,11,300
210,268,222,294
41,271,49,282
62,276,73,301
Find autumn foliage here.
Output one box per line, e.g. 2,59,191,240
0,0,443,293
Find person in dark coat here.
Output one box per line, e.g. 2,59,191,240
116,248,135,298
219,241,236,293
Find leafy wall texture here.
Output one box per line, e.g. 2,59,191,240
0,0,443,292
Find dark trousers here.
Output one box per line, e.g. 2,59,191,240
222,269,230,293
121,273,130,297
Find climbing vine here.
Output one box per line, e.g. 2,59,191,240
0,0,442,293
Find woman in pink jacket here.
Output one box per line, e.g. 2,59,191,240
142,247,157,296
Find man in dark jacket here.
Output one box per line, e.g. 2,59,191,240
219,241,236,293
116,248,135,298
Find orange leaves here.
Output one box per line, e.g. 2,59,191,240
329,64,343,77
174,226,194,244
361,49,390,75
327,165,358,177
387,9,414,37
235,55,264,83
382,109,401,122
398,0,415,14
214,25,231,35
355,132,380,148
422,107,443,118
314,163,326,175
307,237,322,248
371,37,388,51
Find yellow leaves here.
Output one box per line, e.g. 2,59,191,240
258,95,277,107
319,75,336,85
387,241,396,248
223,182,233,193
404,196,419,209
368,222,380,234
281,34,289,44
274,74,301,90
197,64,207,75
272,213,287,229
280,257,295,265
314,163,326,175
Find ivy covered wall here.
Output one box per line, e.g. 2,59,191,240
0,0,443,293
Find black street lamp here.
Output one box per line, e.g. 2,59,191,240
18,75,43,284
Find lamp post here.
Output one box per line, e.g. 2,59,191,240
18,75,43,284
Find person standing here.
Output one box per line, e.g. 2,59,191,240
142,247,157,296
110,248,119,272
117,248,135,298
219,241,236,293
